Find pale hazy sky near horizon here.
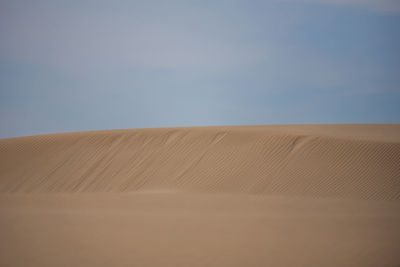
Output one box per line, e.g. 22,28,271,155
0,0,399,138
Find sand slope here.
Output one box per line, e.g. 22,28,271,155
0,125,400,267
0,125,399,200
1,193,400,267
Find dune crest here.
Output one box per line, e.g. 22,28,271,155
1,125,399,200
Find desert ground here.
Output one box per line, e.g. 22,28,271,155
0,124,399,267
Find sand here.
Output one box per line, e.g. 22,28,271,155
0,124,399,266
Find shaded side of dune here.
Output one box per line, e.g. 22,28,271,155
0,126,399,200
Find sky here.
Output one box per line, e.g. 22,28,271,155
0,0,399,138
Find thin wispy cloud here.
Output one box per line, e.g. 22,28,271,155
0,1,265,72
284,0,400,13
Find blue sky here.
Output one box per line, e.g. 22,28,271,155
0,0,399,138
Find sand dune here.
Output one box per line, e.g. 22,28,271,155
0,125,399,199
1,125,400,266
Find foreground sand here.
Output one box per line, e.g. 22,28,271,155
0,125,399,266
